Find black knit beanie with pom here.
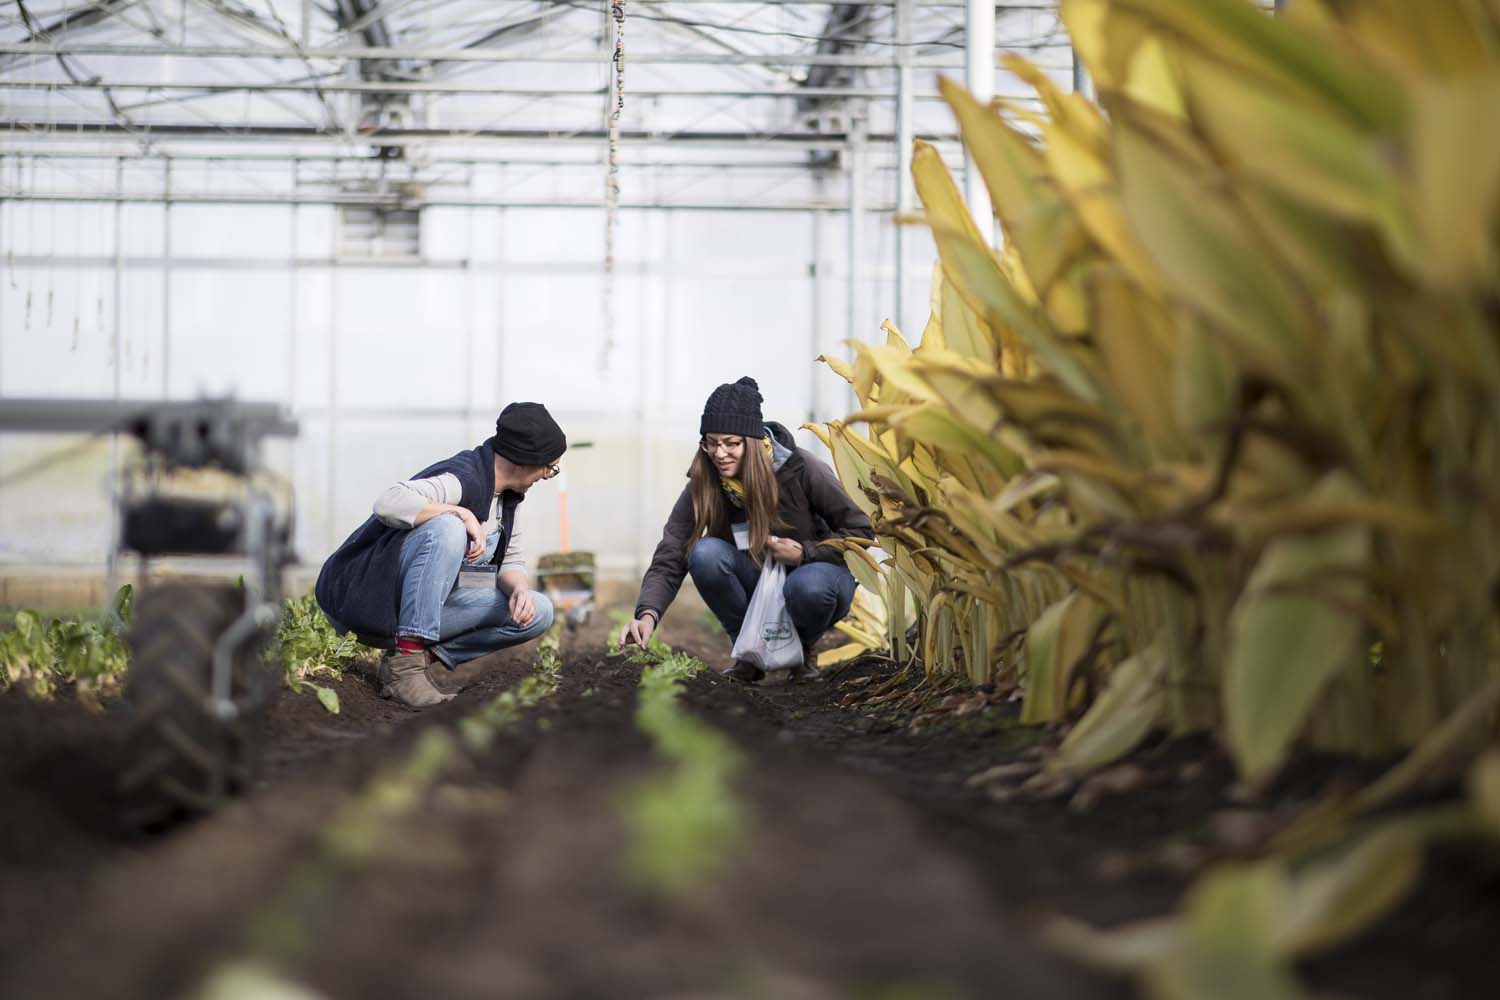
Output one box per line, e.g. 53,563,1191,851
699,376,765,439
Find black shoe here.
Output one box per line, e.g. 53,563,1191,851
724,660,765,684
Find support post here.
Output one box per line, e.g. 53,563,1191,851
894,0,914,339
963,0,995,237
847,118,867,358
288,159,298,409
1071,46,1094,100
113,158,123,406
162,158,172,397
809,202,823,426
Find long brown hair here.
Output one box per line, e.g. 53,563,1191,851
686,440,782,565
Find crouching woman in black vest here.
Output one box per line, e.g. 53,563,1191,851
620,376,874,683
316,402,566,708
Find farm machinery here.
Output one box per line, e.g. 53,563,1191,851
0,398,296,828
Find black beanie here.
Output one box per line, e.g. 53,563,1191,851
491,402,567,466
699,376,765,439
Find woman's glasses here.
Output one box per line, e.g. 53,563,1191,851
701,436,746,455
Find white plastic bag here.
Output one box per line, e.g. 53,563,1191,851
729,558,803,671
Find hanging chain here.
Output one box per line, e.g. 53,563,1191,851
601,0,626,372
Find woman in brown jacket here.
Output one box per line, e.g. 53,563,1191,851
620,376,874,683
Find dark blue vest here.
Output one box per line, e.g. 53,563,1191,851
314,443,522,640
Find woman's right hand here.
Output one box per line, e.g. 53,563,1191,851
620,614,656,647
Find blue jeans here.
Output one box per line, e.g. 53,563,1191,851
687,536,857,647
394,515,554,668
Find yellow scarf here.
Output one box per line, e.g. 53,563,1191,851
719,437,774,509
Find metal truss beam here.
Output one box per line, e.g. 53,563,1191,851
0,77,1012,101
0,193,902,212
3,121,962,149
1,149,928,170
0,41,979,67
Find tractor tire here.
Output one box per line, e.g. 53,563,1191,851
118,581,279,831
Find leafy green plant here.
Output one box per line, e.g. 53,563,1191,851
273,593,369,715
0,585,133,704
616,633,746,895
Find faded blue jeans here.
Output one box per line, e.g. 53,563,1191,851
393,515,553,668
687,536,857,646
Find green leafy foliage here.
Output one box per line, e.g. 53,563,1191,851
1,587,364,715
273,593,369,715
0,585,133,703
616,633,746,895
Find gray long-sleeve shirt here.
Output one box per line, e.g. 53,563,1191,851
373,473,528,575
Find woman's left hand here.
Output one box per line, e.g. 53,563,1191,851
767,535,804,567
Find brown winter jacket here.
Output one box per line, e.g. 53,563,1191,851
632,421,874,624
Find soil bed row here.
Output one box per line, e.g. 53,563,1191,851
1,609,1495,1000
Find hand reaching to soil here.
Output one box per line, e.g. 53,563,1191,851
620,613,656,648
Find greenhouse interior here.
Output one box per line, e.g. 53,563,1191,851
2,2,1497,999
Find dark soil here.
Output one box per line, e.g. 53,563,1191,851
1,607,1495,1000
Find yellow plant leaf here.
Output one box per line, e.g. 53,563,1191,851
842,546,886,596
1274,825,1423,956
834,620,884,649
1002,54,1108,158
824,424,879,520
1044,915,1182,974
888,402,1023,479
1045,120,1162,291
800,421,832,451
1022,591,1107,725
1144,861,1314,1000
1051,633,1168,775
815,641,871,668
1114,0,1404,132
1233,181,1367,295
1114,111,1309,388
907,139,994,261
1057,0,1115,89
1223,474,1372,783
1043,265,1091,336
1090,272,1187,458
1340,0,1496,77
1408,74,1500,291
1177,49,1416,267
912,141,1103,403
940,77,1092,295
849,341,940,402
1469,752,1500,837
1120,33,1186,122
940,262,998,361
1170,316,1236,449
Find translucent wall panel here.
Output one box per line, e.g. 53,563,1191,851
1,266,117,398
171,205,292,259
332,270,469,411
0,434,117,563
168,269,292,400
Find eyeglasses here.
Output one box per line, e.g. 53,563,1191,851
700,436,746,455
541,462,561,480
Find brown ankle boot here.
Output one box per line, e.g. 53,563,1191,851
789,637,823,682
378,649,454,708
724,660,765,684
